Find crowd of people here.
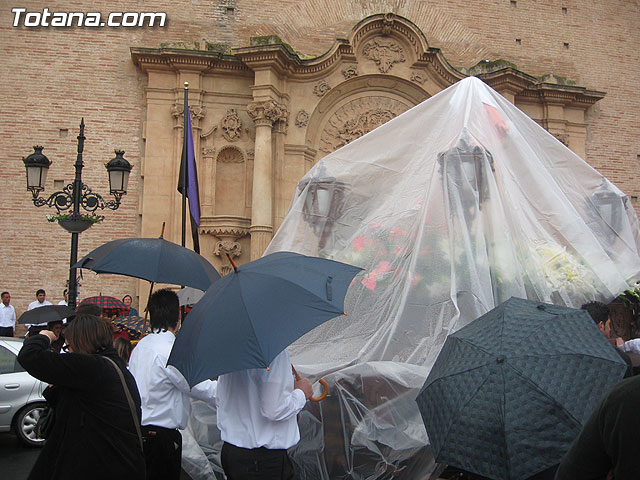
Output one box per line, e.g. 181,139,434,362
4,288,640,479
6,287,313,480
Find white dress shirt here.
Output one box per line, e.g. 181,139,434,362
216,349,307,450
26,299,53,327
620,338,640,355
0,304,16,328
128,330,217,430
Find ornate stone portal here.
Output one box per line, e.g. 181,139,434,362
131,13,605,271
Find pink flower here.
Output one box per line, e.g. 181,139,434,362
361,273,377,290
374,261,392,275
370,221,383,228
390,228,406,236
394,246,406,255
352,235,366,251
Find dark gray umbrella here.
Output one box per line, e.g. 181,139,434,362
18,305,76,324
73,237,220,291
168,251,363,388
416,296,627,480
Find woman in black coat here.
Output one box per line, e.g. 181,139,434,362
18,313,146,480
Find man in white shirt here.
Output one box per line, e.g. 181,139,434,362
58,289,68,306
26,289,53,336
216,349,313,479
0,291,16,337
128,288,217,480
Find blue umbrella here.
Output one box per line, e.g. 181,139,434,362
74,237,220,291
416,297,627,480
168,251,363,388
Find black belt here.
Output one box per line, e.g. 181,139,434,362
141,425,178,437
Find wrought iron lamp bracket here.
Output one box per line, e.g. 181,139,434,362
30,182,124,213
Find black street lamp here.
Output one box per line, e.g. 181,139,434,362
21,119,132,308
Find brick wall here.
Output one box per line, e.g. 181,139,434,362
1,0,638,310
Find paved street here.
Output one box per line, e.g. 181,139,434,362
0,432,40,479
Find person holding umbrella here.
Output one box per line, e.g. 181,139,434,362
217,349,313,480
128,289,218,480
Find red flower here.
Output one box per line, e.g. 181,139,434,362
361,273,377,290
352,235,366,251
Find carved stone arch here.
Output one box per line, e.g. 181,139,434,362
215,145,246,216
306,74,429,159
350,13,430,61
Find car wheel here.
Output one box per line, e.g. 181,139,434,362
13,402,47,447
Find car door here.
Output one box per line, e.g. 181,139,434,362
0,342,36,430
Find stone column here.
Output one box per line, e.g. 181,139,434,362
247,100,287,260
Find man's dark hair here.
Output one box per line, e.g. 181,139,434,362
148,289,179,332
581,301,609,325
36,289,46,296
75,303,103,317
1,292,8,297
63,289,68,296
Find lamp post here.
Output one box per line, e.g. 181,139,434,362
22,119,132,308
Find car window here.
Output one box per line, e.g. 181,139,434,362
0,345,25,374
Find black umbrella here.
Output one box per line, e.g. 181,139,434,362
73,237,220,291
416,297,627,480
18,305,76,324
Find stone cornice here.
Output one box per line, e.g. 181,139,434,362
475,67,606,106
199,215,251,237
130,47,248,73
233,42,356,78
521,83,606,106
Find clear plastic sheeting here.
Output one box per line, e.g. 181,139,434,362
256,77,640,479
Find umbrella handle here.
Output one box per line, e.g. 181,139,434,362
291,364,329,402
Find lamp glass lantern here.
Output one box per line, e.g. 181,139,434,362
299,177,347,226
23,146,51,193
106,150,132,195
593,179,622,229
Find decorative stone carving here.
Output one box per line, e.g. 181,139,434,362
245,149,255,160
342,66,358,79
410,72,426,85
220,108,242,142
199,215,250,273
202,146,217,157
362,38,405,73
247,100,288,126
214,239,242,258
217,145,244,163
381,12,395,36
172,103,206,124
295,110,310,127
553,133,569,146
313,80,331,97
319,96,409,153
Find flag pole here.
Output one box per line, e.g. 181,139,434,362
181,82,189,248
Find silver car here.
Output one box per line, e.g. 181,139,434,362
0,337,47,447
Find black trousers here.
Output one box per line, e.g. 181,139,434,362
141,425,182,480
0,326,13,337
221,442,294,480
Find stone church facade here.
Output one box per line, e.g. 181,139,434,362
2,1,638,311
